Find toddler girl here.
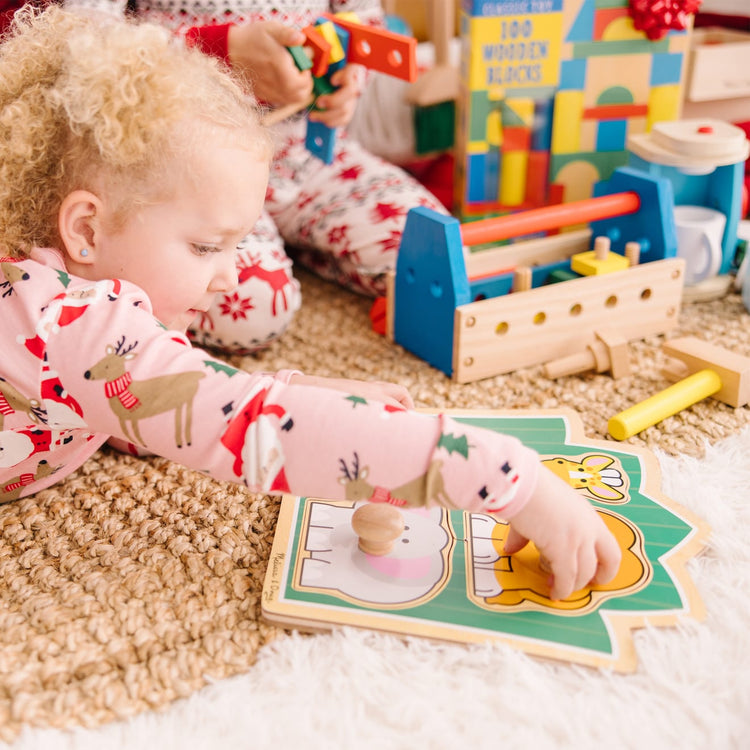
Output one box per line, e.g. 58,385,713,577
0,7,620,601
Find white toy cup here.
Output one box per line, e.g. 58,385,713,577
673,205,725,285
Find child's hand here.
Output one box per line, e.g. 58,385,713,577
227,22,313,107
308,64,364,128
288,373,414,410
504,466,622,601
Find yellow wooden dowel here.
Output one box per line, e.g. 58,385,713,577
608,369,722,440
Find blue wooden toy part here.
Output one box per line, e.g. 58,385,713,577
305,120,336,165
628,153,744,275
328,22,349,74
468,274,513,301
590,166,677,265
394,207,470,377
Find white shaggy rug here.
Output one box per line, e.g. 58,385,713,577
5,429,750,750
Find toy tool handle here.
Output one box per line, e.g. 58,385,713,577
608,369,722,440
460,191,640,247
544,348,599,379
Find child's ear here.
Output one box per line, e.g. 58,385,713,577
58,190,105,265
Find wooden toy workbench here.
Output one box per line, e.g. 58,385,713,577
386,166,685,383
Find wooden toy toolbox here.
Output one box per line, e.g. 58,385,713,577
386,167,685,383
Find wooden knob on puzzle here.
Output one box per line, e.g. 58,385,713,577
351,503,405,556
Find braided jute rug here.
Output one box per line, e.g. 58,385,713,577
1,267,749,742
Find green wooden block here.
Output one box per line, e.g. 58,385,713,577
312,75,337,97
414,100,455,155
547,268,580,284
287,45,313,72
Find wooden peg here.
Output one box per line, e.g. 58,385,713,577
351,503,405,556
624,241,641,266
543,329,630,379
594,235,611,260
512,266,532,293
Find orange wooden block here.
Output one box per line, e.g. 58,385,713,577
524,151,550,205
302,24,332,77
322,12,417,82
503,126,531,152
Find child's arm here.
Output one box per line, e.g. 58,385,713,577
287,373,414,409
43,279,618,598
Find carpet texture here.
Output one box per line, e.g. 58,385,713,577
1,268,749,743
8,427,750,750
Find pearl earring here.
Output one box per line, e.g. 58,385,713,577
80,248,89,257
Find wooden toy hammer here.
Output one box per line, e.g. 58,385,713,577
608,336,750,440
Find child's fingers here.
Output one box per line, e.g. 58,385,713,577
592,534,622,585
316,85,358,113
276,26,307,47
329,64,364,91
572,543,598,595
548,562,576,601
502,526,529,555
376,382,414,409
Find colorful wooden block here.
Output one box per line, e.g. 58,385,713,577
456,0,693,216
315,20,345,64
287,45,313,72
302,24,332,77
306,120,336,165
321,12,417,82
414,99,455,155
571,250,630,276
312,75,337,98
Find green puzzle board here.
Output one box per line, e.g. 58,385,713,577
262,410,708,672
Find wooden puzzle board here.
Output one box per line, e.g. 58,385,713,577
261,410,708,672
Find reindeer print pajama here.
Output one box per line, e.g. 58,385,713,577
64,0,447,353
0,250,539,517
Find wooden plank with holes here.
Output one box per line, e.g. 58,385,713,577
321,13,417,82
452,258,685,383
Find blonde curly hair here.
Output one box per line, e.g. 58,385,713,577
0,6,271,257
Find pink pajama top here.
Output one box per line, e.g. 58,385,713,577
0,248,539,515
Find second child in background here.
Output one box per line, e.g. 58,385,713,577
63,0,447,353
